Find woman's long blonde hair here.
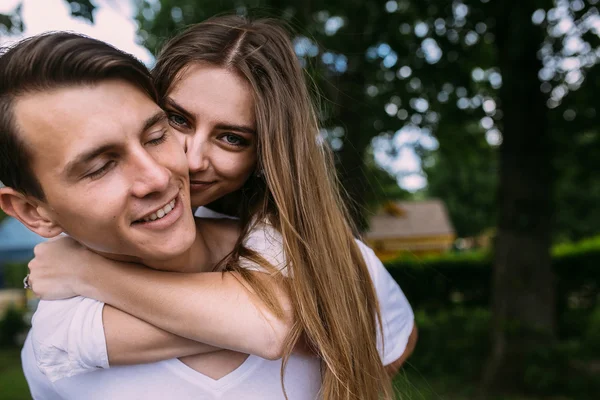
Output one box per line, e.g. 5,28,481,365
153,15,394,400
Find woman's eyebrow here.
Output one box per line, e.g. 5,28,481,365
213,123,256,135
164,97,194,120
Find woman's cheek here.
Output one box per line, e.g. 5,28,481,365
217,152,256,180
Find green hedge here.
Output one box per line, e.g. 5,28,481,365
384,236,600,338
409,306,600,398
1,263,28,289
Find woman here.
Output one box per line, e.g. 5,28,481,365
27,15,416,399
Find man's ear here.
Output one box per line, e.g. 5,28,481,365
0,187,63,238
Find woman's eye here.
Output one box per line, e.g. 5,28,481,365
168,113,188,127
221,134,247,147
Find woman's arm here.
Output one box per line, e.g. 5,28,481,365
88,263,292,361
102,305,221,365
28,237,293,362
384,325,418,376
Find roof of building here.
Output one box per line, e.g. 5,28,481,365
365,199,455,240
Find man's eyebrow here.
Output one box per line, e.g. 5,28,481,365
165,97,256,135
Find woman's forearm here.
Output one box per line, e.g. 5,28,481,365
81,262,292,360
102,305,221,365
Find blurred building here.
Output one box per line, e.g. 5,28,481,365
0,217,46,314
365,199,455,261
0,217,46,267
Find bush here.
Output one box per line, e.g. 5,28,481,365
410,307,600,399
0,306,27,348
385,251,492,311
409,307,490,379
523,341,600,399
2,263,28,289
384,235,600,335
583,305,600,357
385,237,600,399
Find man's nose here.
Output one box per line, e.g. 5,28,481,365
130,149,171,198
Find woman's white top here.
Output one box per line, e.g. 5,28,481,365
21,208,414,399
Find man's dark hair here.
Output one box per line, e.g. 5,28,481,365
0,32,157,199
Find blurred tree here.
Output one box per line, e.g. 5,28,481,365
132,0,600,394
2,0,599,395
482,0,556,392
0,2,24,37
423,120,498,238
551,63,600,242
363,152,412,213
66,0,97,22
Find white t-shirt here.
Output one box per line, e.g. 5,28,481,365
22,209,414,399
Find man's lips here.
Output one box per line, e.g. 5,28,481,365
133,193,179,223
131,193,184,229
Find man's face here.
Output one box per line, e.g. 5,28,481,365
13,80,196,262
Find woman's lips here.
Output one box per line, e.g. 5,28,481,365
190,181,216,191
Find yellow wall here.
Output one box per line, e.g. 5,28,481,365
366,234,455,261
0,289,26,317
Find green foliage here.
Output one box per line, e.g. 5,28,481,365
522,341,600,398
424,121,498,237
363,156,411,214
552,234,600,257
384,236,600,314
386,251,492,311
0,3,24,36
384,240,600,398
0,306,26,348
583,305,600,357
385,236,600,397
0,209,6,224
409,307,600,399
66,0,97,23
2,264,28,289
0,348,30,400
410,307,490,379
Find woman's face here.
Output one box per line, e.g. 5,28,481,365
164,63,257,208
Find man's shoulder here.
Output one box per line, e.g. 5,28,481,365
30,297,107,383
33,297,100,333
30,296,103,355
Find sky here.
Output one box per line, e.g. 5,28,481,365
0,0,153,64
0,0,426,191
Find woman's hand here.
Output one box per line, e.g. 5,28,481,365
28,236,101,300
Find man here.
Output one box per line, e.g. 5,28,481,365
0,33,415,399
0,32,296,399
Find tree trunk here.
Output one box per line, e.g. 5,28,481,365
336,80,372,232
482,0,556,394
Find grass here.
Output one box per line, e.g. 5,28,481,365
393,369,580,400
0,348,30,400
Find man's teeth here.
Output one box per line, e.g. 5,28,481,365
143,199,176,222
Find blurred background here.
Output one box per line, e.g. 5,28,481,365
0,0,599,398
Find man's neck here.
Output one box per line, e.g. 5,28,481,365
140,229,215,273
95,225,216,274
96,219,238,273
